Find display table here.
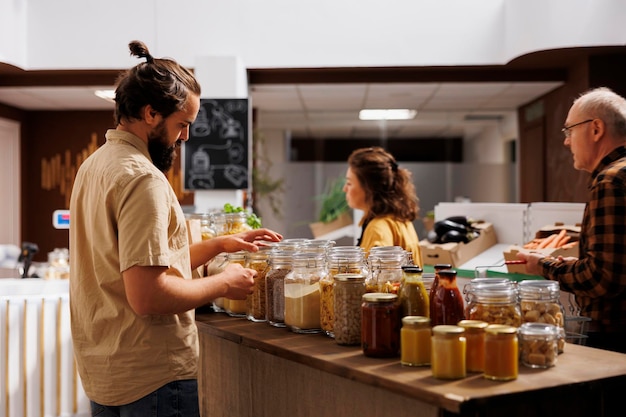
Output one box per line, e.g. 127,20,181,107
196,313,626,417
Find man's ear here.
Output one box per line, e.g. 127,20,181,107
143,105,159,125
592,119,605,142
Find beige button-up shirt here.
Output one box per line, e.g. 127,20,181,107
69,129,197,405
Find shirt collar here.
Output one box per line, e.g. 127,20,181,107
590,145,626,181
105,129,151,160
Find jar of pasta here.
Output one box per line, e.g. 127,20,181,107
265,249,294,327
321,247,366,338
333,273,366,346
518,322,559,368
467,283,521,327
213,212,251,236
367,250,405,294
224,251,248,317
361,293,400,357
246,247,272,322
518,280,566,353
284,252,326,334
484,324,518,381
431,325,466,379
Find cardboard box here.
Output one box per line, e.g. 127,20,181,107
309,212,353,238
503,223,580,274
419,222,496,267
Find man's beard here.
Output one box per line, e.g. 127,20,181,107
147,121,178,172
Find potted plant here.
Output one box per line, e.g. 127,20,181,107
309,176,352,238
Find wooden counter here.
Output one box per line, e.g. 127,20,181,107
196,313,626,417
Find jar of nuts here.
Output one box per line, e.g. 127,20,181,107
333,273,366,346
518,280,566,353
467,283,521,327
518,322,559,368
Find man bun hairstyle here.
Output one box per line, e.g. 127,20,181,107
113,40,201,125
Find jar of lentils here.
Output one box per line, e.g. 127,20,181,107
333,273,366,345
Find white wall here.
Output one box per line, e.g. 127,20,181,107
0,1,622,71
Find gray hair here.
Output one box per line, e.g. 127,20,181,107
574,87,626,138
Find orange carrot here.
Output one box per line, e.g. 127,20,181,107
548,229,567,248
537,233,557,249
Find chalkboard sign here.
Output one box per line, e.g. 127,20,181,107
183,98,250,190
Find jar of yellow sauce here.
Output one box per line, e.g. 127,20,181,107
401,316,431,366
431,325,466,379
458,319,488,373
484,324,518,381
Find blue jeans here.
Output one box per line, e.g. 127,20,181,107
90,379,200,417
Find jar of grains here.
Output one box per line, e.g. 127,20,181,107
361,293,401,358
245,246,273,322
321,247,366,338
284,252,326,334
333,273,366,345
265,249,295,327
518,280,566,353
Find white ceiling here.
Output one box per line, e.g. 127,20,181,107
0,81,562,139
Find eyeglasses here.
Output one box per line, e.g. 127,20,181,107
561,119,594,138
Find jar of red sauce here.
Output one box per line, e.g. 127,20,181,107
361,293,400,357
430,269,465,326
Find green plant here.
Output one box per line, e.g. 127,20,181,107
315,176,350,223
223,203,262,229
251,130,284,219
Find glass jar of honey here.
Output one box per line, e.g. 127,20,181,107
457,319,488,373
401,316,431,366
431,325,466,379
484,324,518,381
361,293,400,357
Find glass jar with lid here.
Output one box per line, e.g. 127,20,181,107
265,249,295,327
246,246,273,322
224,251,248,317
361,293,401,357
205,253,229,312
431,325,466,379
398,265,429,318
518,280,566,352
284,252,326,334
518,322,559,368
321,247,367,337
213,212,251,236
367,250,405,294
430,269,465,326
484,324,518,381
457,319,488,373
467,283,521,327
401,316,431,366
333,273,366,345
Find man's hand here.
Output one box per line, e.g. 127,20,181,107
219,263,256,300
221,228,283,253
